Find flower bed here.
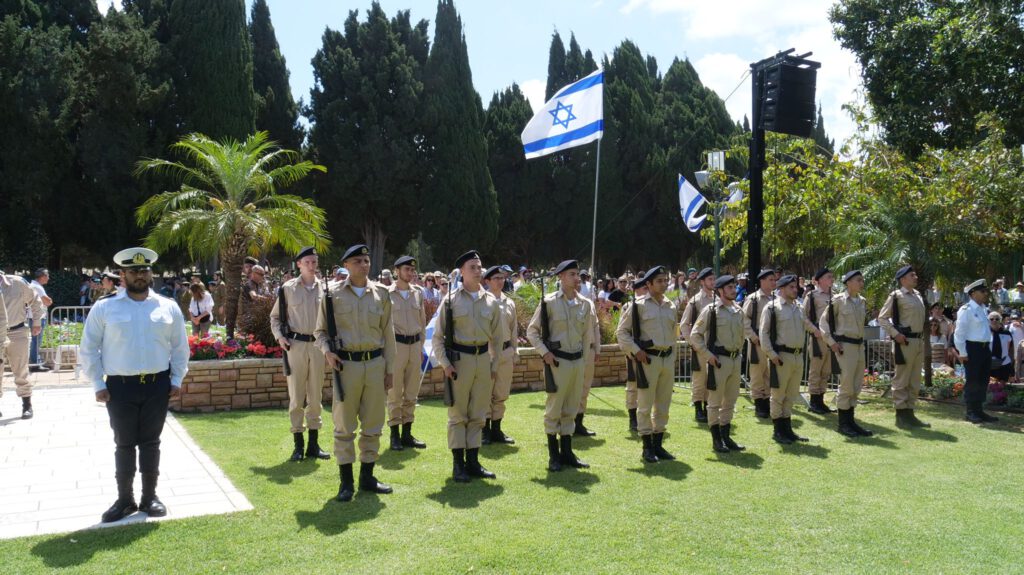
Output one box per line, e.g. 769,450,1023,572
188,334,284,361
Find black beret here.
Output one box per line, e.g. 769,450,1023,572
777,274,797,288
484,265,503,280
642,265,668,285
394,255,416,268
813,267,831,281
551,259,579,276
757,268,775,281
454,250,481,269
842,270,863,284
714,275,736,289
696,267,714,281
633,277,647,290
295,246,317,262
342,244,370,262
244,256,259,265
895,265,913,281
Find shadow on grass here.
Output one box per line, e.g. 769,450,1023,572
779,442,830,459
376,446,421,470
571,437,606,451
31,522,159,568
295,495,385,536
580,407,625,418
529,470,600,494
705,450,765,469
250,458,321,485
901,426,958,442
481,443,521,460
626,460,693,480
426,481,504,509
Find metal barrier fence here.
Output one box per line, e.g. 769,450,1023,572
49,306,91,325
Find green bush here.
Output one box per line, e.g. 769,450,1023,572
46,269,87,308
41,322,84,348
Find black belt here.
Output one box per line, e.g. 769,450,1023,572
710,346,740,358
337,349,383,361
897,327,922,338
641,347,673,358
395,333,422,345
503,341,512,350
107,369,170,385
834,335,863,345
776,345,803,354
287,332,315,342
452,342,489,355
551,349,583,361
8,322,25,331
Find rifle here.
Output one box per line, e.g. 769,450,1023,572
540,276,558,393
277,286,292,377
706,290,718,391
442,275,457,407
891,289,906,365
631,291,650,389
808,292,822,358
687,298,701,373
323,281,344,402
769,293,781,389
748,293,760,365
827,296,841,374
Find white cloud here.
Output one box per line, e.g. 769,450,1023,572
692,52,752,124
520,78,547,113
620,0,824,42
95,0,122,14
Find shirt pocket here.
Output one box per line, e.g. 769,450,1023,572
106,312,133,341
149,308,175,339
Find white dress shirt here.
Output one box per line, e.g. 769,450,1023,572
953,299,992,358
80,289,190,391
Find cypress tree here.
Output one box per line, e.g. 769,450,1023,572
250,0,301,151
812,104,835,156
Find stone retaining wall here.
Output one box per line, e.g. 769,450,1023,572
170,344,631,413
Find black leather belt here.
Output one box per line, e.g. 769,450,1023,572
395,333,422,345
777,345,803,354
107,369,170,385
337,349,383,361
905,331,921,338
502,341,512,350
552,349,583,361
8,322,26,331
287,332,315,342
835,335,863,345
641,347,673,358
452,342,489,355
710,346,740,358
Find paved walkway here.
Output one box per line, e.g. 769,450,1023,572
0,371,252,540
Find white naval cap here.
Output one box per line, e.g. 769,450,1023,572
114,247,158,268
964,279,987,294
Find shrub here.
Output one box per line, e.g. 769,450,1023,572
238,295,277,347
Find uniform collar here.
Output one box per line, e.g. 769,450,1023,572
900,286,916,295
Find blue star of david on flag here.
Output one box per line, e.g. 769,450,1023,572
549,101,577,130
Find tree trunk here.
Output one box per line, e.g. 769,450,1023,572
362,220,387,279
222,234,247,339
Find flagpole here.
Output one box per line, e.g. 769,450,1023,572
589,138,602,276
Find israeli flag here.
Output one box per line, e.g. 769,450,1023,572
521,69,603,159
678,174,707,233
421,311,439,369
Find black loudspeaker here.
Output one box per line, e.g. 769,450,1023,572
760,63,816,138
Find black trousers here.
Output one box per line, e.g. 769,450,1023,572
106,372,171,477
963,341,990,407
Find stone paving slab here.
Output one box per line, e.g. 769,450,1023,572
0,379,252,540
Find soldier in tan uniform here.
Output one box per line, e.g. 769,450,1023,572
877,265,930,428
431,250,502,483
689,275,748,453
803,268,835,414
679,267,715,422
622,278,649,432
527,260,593,471
270,246,330,462
315,244,396,502
482,265,517,445
743,269,776,419
386,255,428,451
1,271,44,419
820,270,874,438
759,274,821,444
617,266,679,463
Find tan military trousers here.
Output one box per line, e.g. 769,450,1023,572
624,360,638,410
387,339,424,426
578,349,595,413
806,344,832,394
331,356,385,464
2,329,31,398
544,356,584,436
707,355,741,426
488,345,515,420
892,339,923,409
448,353,493,449
285,340,325,433
637,353,675,435
747,342,770,400
769,351,803,419
835,344,864,410
691,356,708,404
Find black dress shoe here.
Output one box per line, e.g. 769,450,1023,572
139,496,167,517
101,498,139,523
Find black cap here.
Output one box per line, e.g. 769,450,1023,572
342,244,370,262
551,259,579,276
394,255,416,268
642,265,668,285
633,277,647,290
895,265,913,281
484,265,503,280
244,256,259,265
777,274,797,288
454,250,481,269
841,270,863,284
757,269,774,281
813,267,831,281
696,267,713,281
714,275,736,289
295,246,317,262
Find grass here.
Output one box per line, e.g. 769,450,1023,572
4,386,1024,574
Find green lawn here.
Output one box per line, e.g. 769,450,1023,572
5,386,1024,574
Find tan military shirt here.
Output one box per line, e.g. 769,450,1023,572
679,289,715,338
878,287,926,338
430,287,502,373
801,288,831,327
527,289,593,356
616,294,678,355
1,274,44,328
759,297,817,361
496,292,518,348
820,292,866,347
0,290,8,349
315,280,396,375
742,289,773,342
689,301,745,364
270,276,323,339
388,284,426,337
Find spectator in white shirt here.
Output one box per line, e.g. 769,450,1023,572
28,268,53,372
188,282,214,336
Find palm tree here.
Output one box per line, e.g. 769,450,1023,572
135,132,328,337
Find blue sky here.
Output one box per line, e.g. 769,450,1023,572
100,0,862,145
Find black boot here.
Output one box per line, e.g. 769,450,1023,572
401,422,427,448
695,402,708,423
336,464,355,502
290,432,305,462
465,448,496,479
808,393,832,415
21,397,33,420
101,474,138,523
628,408,638,432
574,413,597,437
754,397,771,419
358,462,393,494
306,429,330,459
641,434,659,463
390,424,404,451
490,419,514,445
849,406,874,437
481,419,492,445
897,408,931,428
547,434,562,472
784,417,808,442
710,424,730,453
652,432,675,460
560,435,590,468
772,418,793,445
721,423,745,451
837,408,859,437
451,449,470,483
139,472,167,517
